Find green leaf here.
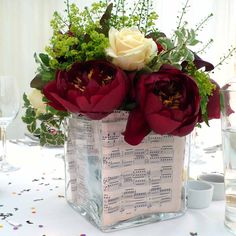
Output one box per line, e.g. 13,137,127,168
37,113,54,121
22,116,34,124
30,74,47,89
39,53,50,67
99,3,113,36
26,107,36,117
23,93,30,107
41,70,55,82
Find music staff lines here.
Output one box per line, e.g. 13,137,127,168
103,187,172,214
103,147,174,168
103,167,173,191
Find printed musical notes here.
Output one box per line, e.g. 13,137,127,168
65,111,187,227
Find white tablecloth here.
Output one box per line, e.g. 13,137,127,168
0,142,232,236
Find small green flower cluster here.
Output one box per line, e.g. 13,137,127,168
45,3,110,70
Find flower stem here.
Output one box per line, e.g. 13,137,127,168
177,0,189,29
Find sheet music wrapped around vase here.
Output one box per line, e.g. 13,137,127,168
64,111,190,232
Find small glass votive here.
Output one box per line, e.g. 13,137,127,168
221,81,236,234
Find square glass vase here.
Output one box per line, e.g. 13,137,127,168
64,111,190,232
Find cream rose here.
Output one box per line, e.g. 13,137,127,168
106,28,157,71
28,89,46,114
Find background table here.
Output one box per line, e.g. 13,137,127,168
0,142,232,236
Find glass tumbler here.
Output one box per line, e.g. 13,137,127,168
221,81,236,234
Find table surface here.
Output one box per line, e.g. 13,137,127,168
0,141,232,236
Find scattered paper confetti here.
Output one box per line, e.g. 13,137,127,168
0,224,3,228
58,195,64,198
80,234,86,236
31,207,36,214
14,208,18,211
26,220,34,224
5,219,22,229
190,233,198,236
38,225,44,228
33,198,44,202
52,177,63,180
0,213,13,220
32,179,40,182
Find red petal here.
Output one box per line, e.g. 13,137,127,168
207,80,220,120
146,113,181,135
123,108,151,145
171,116,198,136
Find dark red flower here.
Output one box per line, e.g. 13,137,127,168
206,80,221,120
43,60,130,119
123,65,201,145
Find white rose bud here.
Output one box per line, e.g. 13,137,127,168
28,89,46,114
106,27,157,71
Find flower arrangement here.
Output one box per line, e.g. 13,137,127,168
22,0,232,146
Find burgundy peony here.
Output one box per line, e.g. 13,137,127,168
43,60,130,119
124,65,201,145
206,80,221,120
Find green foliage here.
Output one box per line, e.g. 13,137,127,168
186,63,216,125
23,0,234,146
22,93,67,146
109,0,158,33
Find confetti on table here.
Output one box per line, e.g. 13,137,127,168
12,192,17,195
52,177,63,180
38,225,44,228
80,234,86,236
190,233,198,236
8,182,12,185
26,220,34,224
0,213,13,220
31,207,36,214
33,198,44,202
58,195,64,198
32,179,40,182
14,208,18,211
0,224,3,228
5,219,22,229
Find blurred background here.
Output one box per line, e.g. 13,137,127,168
0,0,236,139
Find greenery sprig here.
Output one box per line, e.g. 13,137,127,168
22,93,67,146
